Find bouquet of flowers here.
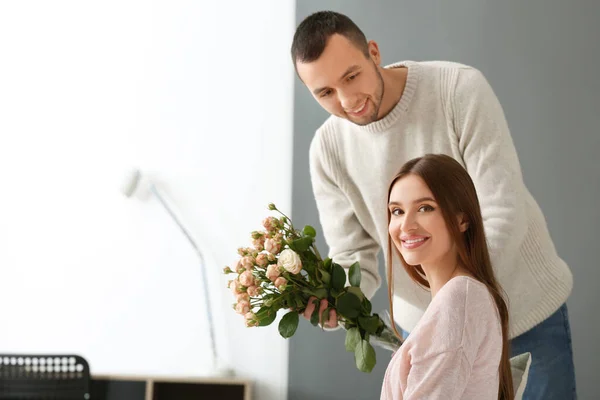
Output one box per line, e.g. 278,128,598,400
224,203,402,373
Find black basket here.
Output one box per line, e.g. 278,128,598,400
0,354,90,399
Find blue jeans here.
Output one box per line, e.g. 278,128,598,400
510,303,577,399
401,303,577,399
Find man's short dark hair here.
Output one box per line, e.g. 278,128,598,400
291,11,369,67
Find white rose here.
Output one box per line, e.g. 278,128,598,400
277,249,302,274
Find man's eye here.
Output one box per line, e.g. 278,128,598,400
347,73,359,82
320,89,332,98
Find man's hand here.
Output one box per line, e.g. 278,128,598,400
302,296,338,328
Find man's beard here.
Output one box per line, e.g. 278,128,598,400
351,64,385,126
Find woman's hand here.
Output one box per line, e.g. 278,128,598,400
302,296,338,328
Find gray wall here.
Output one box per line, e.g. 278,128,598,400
289,1,600,399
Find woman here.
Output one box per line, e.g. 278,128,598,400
381,154,513,400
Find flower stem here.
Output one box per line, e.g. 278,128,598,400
311,244,322,261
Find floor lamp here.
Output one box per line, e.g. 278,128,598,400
121,168,232,377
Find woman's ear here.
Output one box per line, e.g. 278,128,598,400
457,213,469,232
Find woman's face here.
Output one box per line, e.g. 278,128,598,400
388,174,457,269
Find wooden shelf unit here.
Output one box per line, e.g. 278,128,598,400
92,373,252,400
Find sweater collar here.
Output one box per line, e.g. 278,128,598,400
357,60,421,134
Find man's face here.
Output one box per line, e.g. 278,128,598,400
296,34,384,126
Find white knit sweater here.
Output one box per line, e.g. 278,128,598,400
308,60,573,338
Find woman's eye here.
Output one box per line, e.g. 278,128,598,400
391,208,404,216
419,205,435,212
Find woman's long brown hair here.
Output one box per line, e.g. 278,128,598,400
386,154,513,400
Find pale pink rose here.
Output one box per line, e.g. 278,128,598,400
231,259,245,273
247,285,261,297
236,292,250,302
265,238,282,255
245,312,259,327
277,249,302,274
262,216,278,232
240,256,255,271
235,300,250,315
251,275,265,286
267,253,276,262
229,279,242,295
251,231,266,250
274,277,288,291
239,270,255,287
255,253,268,268
252,237,265,251
266,264,281,282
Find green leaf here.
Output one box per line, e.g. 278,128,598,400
349,261,361,287
302,225,317,238
303,259,316,276
361,298,372,315
336,292,361,319
295,295,306,310
323,258,332,271
255,307,277,327
343,321,357,331
279,293,291,309
346,286,365,301
278,311,300,338
372,314,385,335
285,239,295,251
291,236,313,252
331,263,346,291
358,315,381,334
345,327,361,352
310,299,320,326
303,287,328,300
302,250,318,264
318,269,331,285
355,340,377,373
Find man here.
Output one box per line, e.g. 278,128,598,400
292,10,576,400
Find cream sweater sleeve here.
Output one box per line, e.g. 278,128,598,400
453,67,528,273
309,126,382,300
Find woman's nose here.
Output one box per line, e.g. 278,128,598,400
401,213,418,232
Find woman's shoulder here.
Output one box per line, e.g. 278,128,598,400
438,276,502,351
436,276,499,321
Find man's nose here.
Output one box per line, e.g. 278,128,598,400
338,90,359,111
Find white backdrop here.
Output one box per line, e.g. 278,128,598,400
0,2,295,400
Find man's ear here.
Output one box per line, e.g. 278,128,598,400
457,213,469,233
367,40,381,65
